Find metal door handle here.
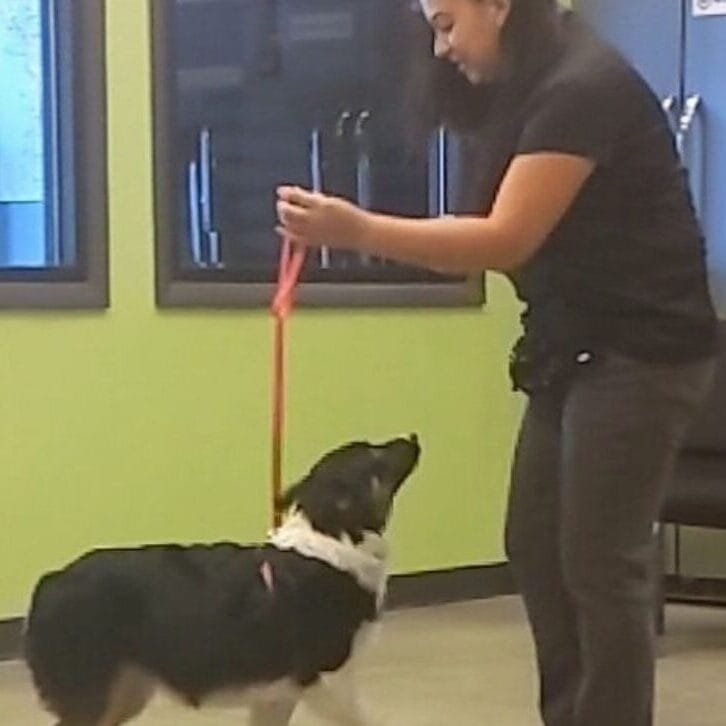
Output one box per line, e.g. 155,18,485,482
675,94,704,219
680,94,701,132
354,111,373,265
309,127,330,269
187,128,222,268
436,126,448,217
354,110,372,209
198,126,223,268
661,95,679,135
676,94,701,157
335,109,353,138
661,95,676,113
187,160,203,266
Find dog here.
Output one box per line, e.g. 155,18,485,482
24,434,420,726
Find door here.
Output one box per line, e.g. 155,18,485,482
578,0,726,313
683,3,726,312
577,0,683,103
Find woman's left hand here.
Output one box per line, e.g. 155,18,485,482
276,186,369,250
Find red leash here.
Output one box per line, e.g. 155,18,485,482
270,238,306,528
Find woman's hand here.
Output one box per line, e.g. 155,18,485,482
275,186,369,250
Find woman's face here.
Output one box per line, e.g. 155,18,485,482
419,0,512,84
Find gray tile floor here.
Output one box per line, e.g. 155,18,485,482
2,596,726,725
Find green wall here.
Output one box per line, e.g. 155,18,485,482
0,0,523,619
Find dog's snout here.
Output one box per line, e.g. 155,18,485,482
404,433,421,462
384,434,420,482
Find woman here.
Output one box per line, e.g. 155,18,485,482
276,2,718,724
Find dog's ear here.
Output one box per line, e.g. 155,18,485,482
276,482,303,513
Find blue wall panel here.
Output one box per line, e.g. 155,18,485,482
578,0,726,314
684,9,726,311
577,0,682,101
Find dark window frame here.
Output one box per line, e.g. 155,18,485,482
0,0,108,309
151,0,483,309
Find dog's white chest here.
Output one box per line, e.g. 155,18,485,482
269,513,389,607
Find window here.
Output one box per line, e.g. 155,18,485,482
152,0,482,308
0,0,107,308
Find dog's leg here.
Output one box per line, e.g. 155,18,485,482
47,666,154,726
248,699,297,726
301,669,381,726
95,666,155,726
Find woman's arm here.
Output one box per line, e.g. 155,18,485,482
276,152,595,273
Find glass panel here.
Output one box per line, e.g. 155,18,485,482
0,0,76,270
168,0,454,284
0,0,46,266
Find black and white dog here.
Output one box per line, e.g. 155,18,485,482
25,434,420,726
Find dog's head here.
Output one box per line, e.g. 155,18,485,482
277,434,420,542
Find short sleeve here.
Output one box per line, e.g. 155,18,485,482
516,77,627,165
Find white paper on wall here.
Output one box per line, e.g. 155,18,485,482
693,0,726,17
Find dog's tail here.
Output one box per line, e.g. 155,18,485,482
24,569,127,723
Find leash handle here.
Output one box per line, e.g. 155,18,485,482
270,238,305,527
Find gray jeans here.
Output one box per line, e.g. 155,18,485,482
505,350,716,726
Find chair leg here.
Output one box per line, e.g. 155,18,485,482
655,522,666,636
674,523,682,578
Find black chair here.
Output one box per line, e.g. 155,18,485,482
657,322,726,632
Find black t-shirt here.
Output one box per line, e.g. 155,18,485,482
465,11,717,364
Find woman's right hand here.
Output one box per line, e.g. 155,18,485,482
275,186,370,251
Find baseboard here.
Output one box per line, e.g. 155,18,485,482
0,563,514,662
0,618,23,662
386,562,515,609
666,574,726,606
